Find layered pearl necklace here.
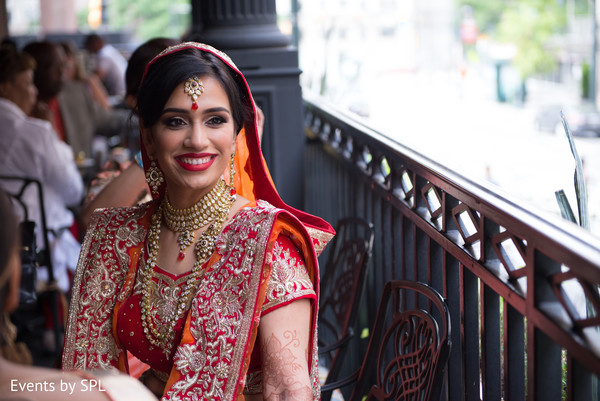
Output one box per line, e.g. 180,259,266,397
140,178,234,351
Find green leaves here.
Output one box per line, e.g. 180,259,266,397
458,0,567,78
106,0,191,42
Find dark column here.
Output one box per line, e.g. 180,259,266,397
191,0,290,49
0,0,8,42
189,0,305,209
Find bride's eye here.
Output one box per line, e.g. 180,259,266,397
163,117,187,129
206,116,227,127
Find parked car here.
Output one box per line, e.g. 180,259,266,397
534,102,600,138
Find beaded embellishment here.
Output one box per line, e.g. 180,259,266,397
140,178,234,350
183,76,204,110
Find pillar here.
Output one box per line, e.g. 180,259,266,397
0,0,7,42
40,0,77,34
189,0,305,209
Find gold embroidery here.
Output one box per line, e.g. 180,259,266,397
132,267,192,357
262,239,315,312
64,201,322,401
63,204,149,371
312,327,320,399
305,226,335,256
165,201,276,401
173,343,205,374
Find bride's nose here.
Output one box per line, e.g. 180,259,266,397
185,124,209,148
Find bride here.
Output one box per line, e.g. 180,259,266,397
62,42,334,401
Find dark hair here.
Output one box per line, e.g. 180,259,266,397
136,47,252,134
0,46,36,85
0,189,18,313
22,41,64,100
22,41,56,71
84,33,103,48
1,38,17,52
125,38,180,98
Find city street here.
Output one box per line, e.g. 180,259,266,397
359,68,600,236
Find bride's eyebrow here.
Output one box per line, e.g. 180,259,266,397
160,107,188,116
159,107,230,116
204,107,230,115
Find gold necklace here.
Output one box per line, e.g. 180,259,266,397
140,179,234,351
163,178,229,260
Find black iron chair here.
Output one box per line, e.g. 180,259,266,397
321,280,452,401
0,176,63,361
318,217,374,400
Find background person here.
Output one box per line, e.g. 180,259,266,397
61,41,111,111
0,188,32,365
22,41,67,141
25,40,126,161
84,33,128,102
0,46,83,296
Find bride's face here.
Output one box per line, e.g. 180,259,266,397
143,75,236,203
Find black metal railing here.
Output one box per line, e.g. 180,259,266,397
303,94,600,401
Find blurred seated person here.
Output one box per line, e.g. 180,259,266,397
0,189,32,366
84,33,128,103
59,40,130,161
0,189,158,401
22,41,67,140
60,41,111,111
23,40,124,160
0,46,84,294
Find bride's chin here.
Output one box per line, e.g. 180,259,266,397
176,178,223,195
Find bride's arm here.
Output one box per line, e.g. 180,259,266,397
259,298,314,401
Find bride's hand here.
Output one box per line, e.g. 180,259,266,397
139,369,167,399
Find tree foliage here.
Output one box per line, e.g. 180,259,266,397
457,0,567,78
106,0,191,42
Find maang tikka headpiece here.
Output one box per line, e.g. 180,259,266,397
184,76,204,110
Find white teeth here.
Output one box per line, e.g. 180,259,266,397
180,156,211,165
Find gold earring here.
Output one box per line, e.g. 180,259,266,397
145,160,164,198
229,152,236,197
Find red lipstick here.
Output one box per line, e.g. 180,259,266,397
175,153,216,171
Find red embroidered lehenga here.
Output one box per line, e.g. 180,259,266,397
62,43,335,401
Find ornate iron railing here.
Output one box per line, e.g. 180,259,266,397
303,94,600,401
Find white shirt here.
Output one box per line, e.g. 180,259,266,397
0,98,84,291
97,44,127,98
